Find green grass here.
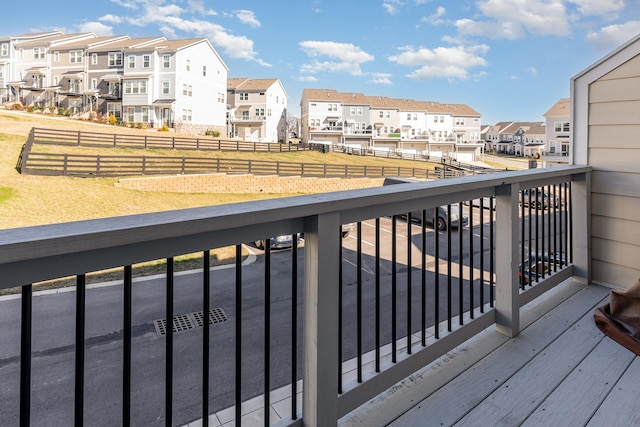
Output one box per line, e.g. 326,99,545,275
0,186,15,202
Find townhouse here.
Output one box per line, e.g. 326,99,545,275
1,31,229,134
511,122,546,157
300,89,483,160
227,77,287,142
543,97,571,165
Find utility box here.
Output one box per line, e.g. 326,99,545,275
528,159,538,169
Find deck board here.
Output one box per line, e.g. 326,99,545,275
522,337,636,427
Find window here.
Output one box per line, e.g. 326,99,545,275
351,107,356,115
107,103,121,118
33,75,43,89
357,107,363,116
0,43,7,56
255,108,264,116
108,52,123,66
108,82,119,96
407,113,411,120
267,109,272,117
186,59,190,71
53,51,60,62
549,140,556,153
91,53,98,65
162,81,170,94
54,76,59,86
124,80,147,94
217,92,224,103
385,111,390,118
240,92,248,101
69,79,81,93
439,116,444,123
143,55,150,67
433,116,438,123
379,111,384,118
163,54,170,68
455,118,465,126
182,109,192,121
310,118,320,127
34,47,45,59
91,78,97,89
142,107,149,123
276,96,279,103
554,121,570,132
202,65,206,76
182,84,192,96
70,50,83,63
328,103,337,111
128,56,135,69
126,107,135,122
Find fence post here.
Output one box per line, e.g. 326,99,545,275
96,155,100,176
181,158,186,174
144,135,148,149
77,131,81,146
196,138,200,151
344,165,347,178
113,134,117,148
63,154,68,176
142,156,146,175
172,137,175,150
248,160,252,174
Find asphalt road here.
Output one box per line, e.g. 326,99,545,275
0,207,565,426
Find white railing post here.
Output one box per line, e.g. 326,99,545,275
303,212,341,427
494,182,521,337
571,172,591,284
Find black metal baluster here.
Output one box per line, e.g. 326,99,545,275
469,202,474,319
421,210,427,345
546,185,552,278
392,215,397,362
406,213,412,354
123,266,132,427
564,182,569,266
357,222,363,380
458,202,464,325
375,218,381,372
535,190,540,280
235,245,242,427
264,244,271,426
479,199,484,313
434,208,440,337
338,229,343,393
291,239,298,419
528,189,533,286
553,185,558,273
557,184,563,269
447,205,452,332
202,253,210,427
20,284,32,427
75,274,86,426
166,257,174,426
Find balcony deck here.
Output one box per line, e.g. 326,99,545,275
342,279,640,427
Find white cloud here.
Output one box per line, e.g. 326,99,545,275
108,0,138,9
299,41,375,76
586,21,640,50
383,0,404,15
77,21,113,36
567,0,625,16
421,6,446,25
99,14,123,24
456,0,571,39
524,67,538,76
235,10,261,28
368,73,393,85
389,44,489,80
298,75,319,82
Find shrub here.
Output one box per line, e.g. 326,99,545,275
158,125,170,132
108,114,118,125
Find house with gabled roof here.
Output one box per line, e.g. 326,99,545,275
512,122,546,157
87,37,165,120
120,38,228,133
543,98,571,165
227,77,287,142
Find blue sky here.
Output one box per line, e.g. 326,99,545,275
5,0,640,124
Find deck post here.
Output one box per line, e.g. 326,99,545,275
495,182,520,337
571,172,591,284
303,212,341,427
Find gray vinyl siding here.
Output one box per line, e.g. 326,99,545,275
588,53,640,288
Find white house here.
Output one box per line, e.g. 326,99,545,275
227,77,288,142
121,38,228,133
543,98,571,165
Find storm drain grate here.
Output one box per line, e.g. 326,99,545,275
153,307,228,337
192,307,229,328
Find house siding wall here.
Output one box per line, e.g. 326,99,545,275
588,53,640,289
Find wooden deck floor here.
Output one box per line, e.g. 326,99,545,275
342,280,640,427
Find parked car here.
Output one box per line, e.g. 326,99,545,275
519,188,551,209
518,252,566,284
254,234,301,250
465,197,496,210
342,222,355,238
403,204,469,231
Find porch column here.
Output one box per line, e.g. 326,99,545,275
571,172,591,284
495,182,521,337
303,212,341,426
